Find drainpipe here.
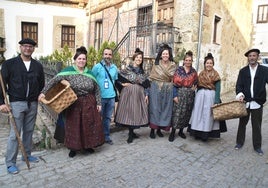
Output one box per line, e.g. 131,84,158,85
196,0,204,72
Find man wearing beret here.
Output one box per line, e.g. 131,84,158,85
0,38,45,174
235,48,268,156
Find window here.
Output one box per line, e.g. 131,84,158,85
213,15,221,44
137,5,153,37
94,21,103,50
257,5,268,23
61,25,75,48
21,22,38,46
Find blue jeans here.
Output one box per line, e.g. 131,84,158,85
5,101,38,167
101,98,115,141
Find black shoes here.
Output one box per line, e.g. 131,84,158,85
69,150,76,158
178,131,186,139
168,129,176,142
150,129,156,139
156,129,164,137
86,148,95,154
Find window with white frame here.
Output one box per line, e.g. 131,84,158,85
257,4,268,23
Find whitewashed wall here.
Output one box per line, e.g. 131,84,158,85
0,0,88,59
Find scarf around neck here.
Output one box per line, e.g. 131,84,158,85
57,65,97,83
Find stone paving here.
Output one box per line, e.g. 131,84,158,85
0,92,268,188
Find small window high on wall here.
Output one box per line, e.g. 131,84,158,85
137,5,153,37
21,22,38,46
61,25,75,48
213,15,221,44
257,5,268,23
94,20,103,50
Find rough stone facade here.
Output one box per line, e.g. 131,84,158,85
174,0,253,93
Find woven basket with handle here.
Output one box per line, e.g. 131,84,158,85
40,80,77,114
212,100,248,121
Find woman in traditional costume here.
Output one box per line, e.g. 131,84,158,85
189,53,223,141
169,51,198,142
115,48,150,143
148,44,176,138
40,46,104,157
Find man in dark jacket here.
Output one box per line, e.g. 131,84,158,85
235,48,268,156
0,38,45,174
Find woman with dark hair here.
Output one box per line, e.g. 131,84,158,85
189,53,224,141
169,50,198,142
115,48,150,143
39,46,104,157
148,44,176,138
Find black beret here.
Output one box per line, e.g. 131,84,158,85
18,38,37,46
244,48,260,57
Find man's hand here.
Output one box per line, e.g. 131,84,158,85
0,104,11,113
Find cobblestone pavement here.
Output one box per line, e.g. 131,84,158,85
0,92,268,188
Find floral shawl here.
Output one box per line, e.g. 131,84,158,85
198,68,220,90
173,66,198,87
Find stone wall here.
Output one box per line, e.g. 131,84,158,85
174,0,253,94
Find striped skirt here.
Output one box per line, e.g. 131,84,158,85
115,84,148,128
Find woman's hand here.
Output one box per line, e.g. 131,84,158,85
173,97,179,104
122,83,132,87
97,105,102,112
61,80,70,86
145,96,149,104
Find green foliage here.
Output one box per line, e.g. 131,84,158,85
37,42,121,69
48,45,73,68
174,48,186,63
95,41,121,68
87,46,97,69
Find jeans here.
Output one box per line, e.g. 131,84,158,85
101,98,115,141
5,101,38,167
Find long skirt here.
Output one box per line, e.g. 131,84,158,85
149,81,173,131
115,84,148,128
64,94,105,150
189,89,221,139
172,87,195,129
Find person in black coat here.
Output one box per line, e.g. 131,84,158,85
235,48,268,156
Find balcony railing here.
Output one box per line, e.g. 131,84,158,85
114,23,180,63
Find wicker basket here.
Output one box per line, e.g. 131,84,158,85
40,80,77,114
212,101,248,121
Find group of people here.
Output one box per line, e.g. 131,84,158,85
0,38,267,175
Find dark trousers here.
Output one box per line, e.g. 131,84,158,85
236,107,262,149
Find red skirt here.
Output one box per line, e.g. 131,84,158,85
64,94,104,150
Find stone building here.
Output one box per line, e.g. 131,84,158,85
0,0,256,92
88,0,253,93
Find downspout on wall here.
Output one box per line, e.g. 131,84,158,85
196,0,204,72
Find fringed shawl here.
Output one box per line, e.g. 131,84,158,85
198,68,220,90
149,60,176,83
